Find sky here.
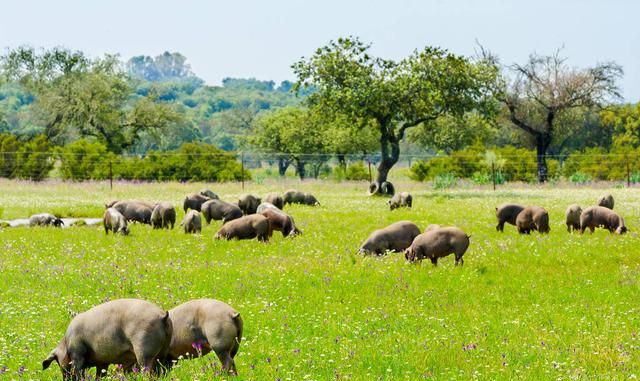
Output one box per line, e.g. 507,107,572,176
1,0,638,101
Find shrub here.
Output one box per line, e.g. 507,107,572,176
0,133,20,178
345,162,369,181
57,139,111,181
432,173,458,189
569,171,592,184
14,135,54,181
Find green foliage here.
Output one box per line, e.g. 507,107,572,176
344,161,370,181
601,103,640,148
0,133,20,177
569,171,592,184
562,145,640,181
126,52,200,83
13,134,53,180
57,139,111,180
432,173,458,189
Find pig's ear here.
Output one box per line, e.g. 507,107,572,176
42,349,58,370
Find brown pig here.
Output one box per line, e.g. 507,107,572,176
515,206,550,234
214,214,271,242
103,207,129,235
259,207,301,237
405,226,470,266
565,204,582,232
495,203,525,232
182,210,202,234
359,221,421,255
580,205,627,234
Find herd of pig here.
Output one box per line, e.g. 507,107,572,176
27,189,628,379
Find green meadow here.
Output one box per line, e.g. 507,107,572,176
1,179,639,380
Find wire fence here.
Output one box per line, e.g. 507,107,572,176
1,151,640,189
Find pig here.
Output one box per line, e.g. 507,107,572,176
150,202,176,229
515,206,550,234
359,221,421,255
201,199,243,225
42,299,172,380
112,201,155,225
200,189,220,200
256,202,279,214
264,193,284,210
388,192,412,210
580,206,627,234
495,203,525,232
182,210,202,234
103,208,129,235
597,193,614,209
183,193,211,212
29,213,64,227
259,207,301,237
214,214,271,242
565,204,582,232
166,299,243,375
424,224,442,232
238,194,261,215
405,226,470,266
283,189,320,206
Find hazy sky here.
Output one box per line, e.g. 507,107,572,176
1,0,638,101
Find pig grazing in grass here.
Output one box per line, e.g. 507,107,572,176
29,213,64,227
112,201,155,225
495,203,525,232
183,193,211,212
359,221,421,255
103,208,129,235
182,210,202,234
597,193,614,209
200,189,220,200
580,206,627,234
151,202,176,229
214,214,271,242
515,206,550,234
166,299,243,375
405,226,470,266
565,204,582,232
264,192,284,210
388,192,412,210
283,189,320,206
201,199,243,225
42,299,172,380
238,194,261,215
259,207,301,237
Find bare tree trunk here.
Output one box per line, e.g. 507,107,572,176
370,129,400,195
295,158,306,180
535,133,551,183
278,157,290,176
337,153,346,170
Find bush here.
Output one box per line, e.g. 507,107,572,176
345,162,369,181
58,139,111,181
569,171,592,184
14,135,54,181
0,133,20,178
432,173,457,189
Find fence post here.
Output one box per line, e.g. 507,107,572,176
240,151,245,191
368,159,372,183
627,160,631,187
109,160,113,191
492,162,496,191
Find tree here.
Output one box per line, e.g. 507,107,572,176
498,50,622,182
1,47,183,153
601,103,640,148
126,52,199,82
408,112,497,153
249,107,328,179
293,37,498,194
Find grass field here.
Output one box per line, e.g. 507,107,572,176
1,179,639,380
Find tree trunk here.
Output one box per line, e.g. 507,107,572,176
535,133,551,183
337,153,346,170
278,157,290,176
295,159,306,180
369,127,400,195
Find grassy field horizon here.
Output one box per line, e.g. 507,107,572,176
1,179,639,380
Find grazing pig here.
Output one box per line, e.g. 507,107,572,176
182,210,202,234
388,192,412,210
238,194,261,215
259,207,301,237
29,213,64,227
201,199,243,225
200,189,220,200
515,206,550,234
112,201,154,224
166,299,243,375
256,202,279,213
264,192,284,210
151,202,176,229
283,189,320,206
104,200,119,209
597,193,614,209
214,214,271,242
405,226,470,266
103,208,129,235
424,224,442,232
183,193,211,212
565,204,582,232
580,206,627,234
495,203,525,232
359,221,421,255
42,299,172,380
